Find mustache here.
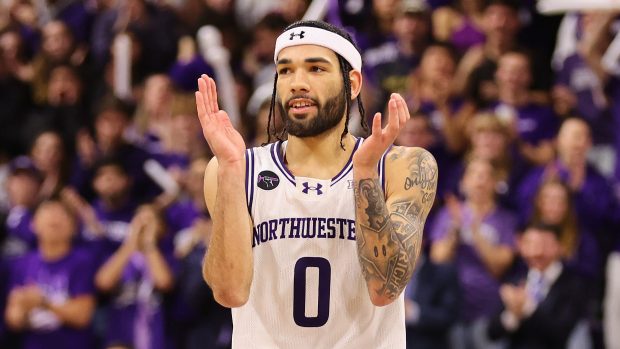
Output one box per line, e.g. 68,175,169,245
283,95,319,108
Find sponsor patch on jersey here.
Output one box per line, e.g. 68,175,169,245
257,170,280,190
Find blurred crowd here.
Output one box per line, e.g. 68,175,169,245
1,0,620,349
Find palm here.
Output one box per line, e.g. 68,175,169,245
195,75,246,164
354,94,410,167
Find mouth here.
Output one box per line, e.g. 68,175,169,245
287,97,317,116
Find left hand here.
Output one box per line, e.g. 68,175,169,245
353,93,409,169
20,285,46,310
500,284,527,318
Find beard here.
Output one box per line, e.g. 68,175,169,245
277,88,346,138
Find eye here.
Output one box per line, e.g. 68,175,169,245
278,67,291,75
310,66,325,73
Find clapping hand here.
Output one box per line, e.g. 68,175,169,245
353,93,410,169
195,74,246,165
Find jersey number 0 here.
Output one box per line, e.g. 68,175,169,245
293,257,331,327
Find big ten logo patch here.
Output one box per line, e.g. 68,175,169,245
257,171,280,190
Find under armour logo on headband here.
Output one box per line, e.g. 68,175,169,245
289,31,305,40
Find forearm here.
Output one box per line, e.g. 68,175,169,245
203,163,253,307
430,232,459,263
519,141,554,165
353,168,419,306
144,248,175,291
95,245,132,292
438,105,467,153
5,302,28,330
472,236,513,278
44,296,95,328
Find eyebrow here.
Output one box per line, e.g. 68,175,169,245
276,57,333,65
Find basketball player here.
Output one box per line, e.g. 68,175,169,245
195,20,438,348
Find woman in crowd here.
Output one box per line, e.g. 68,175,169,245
430,158,517,349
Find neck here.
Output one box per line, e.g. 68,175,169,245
102,195,128,211
285,121,357,179
499,88,528,106
398,40,423,57
485,38,513,60
559,156,586,170
39,241,71,261
467,198,495,216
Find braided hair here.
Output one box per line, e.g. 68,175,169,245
266,20,368,149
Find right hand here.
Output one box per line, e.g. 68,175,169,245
444,193,462,229
195,74,246,165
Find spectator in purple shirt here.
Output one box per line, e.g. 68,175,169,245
87,158,139,263
552,12,617,145
446,113,526,210
453,0,521,106
71,97,158,201
430,158,517,349
150,93,208,171
408,42,472,153
131,74,175,154
95,204,176,349
24,64,88,153
395,112,458,211
490,50,559,166
4,199,97,349
1,156,42,259
29,20,87,106
29,130,70,201
363,1,431,116
517,117,616,237
432,0,486,54
530,178,601,280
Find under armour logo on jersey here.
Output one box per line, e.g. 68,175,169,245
289,31,305,40
302,182,323,195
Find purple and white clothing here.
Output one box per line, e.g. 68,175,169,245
490,102,560,146
8,249,96,349
1,206,36,259
555,53,613,144
450,19,485,54
516,162,617,234
104,247,177,349
79,199,137,266
236,139,405,348
430,205,517,322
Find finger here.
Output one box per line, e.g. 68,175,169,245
209,77,219,112
371,112,382,136
198,76,212,115
395,94,410,126
385,98,399,137
195,91,209,125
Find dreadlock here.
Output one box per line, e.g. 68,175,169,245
266,20,368,149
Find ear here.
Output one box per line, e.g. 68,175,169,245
349,70,362,100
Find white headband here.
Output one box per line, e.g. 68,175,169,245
274,26,362,71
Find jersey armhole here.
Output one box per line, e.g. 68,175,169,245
377,145,392,199
245,148,255,215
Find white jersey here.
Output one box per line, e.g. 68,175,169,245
233,138,406,349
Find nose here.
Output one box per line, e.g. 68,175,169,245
290,69,310,93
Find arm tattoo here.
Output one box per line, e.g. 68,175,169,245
354,148,437,302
